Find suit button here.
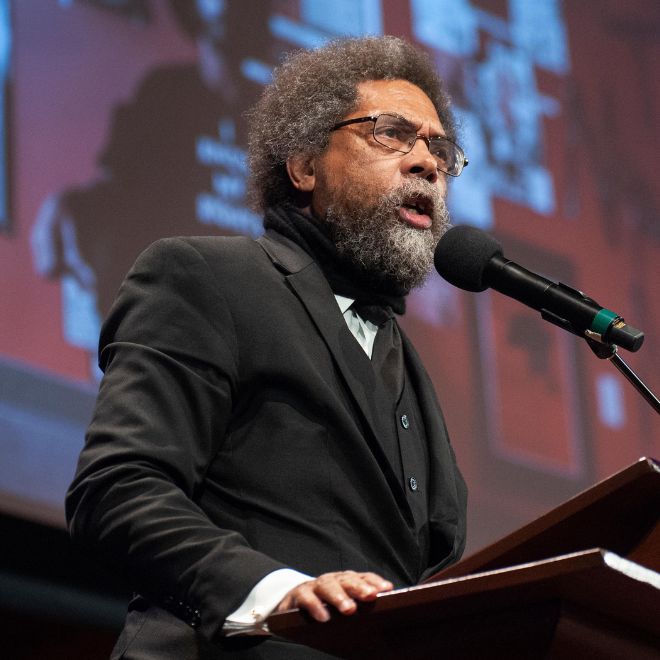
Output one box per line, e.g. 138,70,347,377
400,414,410,429
409,476,418,491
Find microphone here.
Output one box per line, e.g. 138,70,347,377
434,225,644,352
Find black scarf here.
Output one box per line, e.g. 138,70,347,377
263,204,407,318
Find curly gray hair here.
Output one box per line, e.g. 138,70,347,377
247,36,456,211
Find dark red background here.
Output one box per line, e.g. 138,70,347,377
0,0,658,555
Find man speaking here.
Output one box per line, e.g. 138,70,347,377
66,36,469,659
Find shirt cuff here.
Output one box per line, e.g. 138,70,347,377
222,568,312,636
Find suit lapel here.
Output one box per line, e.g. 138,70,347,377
257,232,413,517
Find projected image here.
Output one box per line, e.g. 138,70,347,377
0,0,657,554
28,0,387,378
31,0,272,376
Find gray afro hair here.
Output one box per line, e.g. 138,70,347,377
247,35,456,211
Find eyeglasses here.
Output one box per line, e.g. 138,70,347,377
331,113,468,177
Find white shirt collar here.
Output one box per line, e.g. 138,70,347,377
334,294,354,314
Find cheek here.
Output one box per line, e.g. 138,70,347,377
437,174,448,198
314,145,405,212
343,157,404,203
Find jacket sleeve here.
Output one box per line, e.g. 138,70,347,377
65,237,287,641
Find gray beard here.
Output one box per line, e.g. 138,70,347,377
325,178,450,291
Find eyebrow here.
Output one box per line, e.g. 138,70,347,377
377,112,446,138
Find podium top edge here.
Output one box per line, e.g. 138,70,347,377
430,457,660,581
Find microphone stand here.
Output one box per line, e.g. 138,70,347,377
585,337,660,414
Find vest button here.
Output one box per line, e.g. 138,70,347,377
409,476,418,491
400,414,410,429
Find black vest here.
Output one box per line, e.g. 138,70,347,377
345,318,430,575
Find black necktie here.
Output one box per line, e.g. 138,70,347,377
371,316,404,401
351,302,393,327
351,302,402,397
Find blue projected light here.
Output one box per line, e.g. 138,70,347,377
195,118,263,237
413,0,569,224
270,0,383,49
300,0,383,37
241,58,273,85
509,0,569,73
270,14,329,49
0,0,10,231
447,108,494,229
596,374,626,429
411,0,479,56
61,275,102,352
476,42,557,215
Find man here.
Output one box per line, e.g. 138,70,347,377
66,36,468,659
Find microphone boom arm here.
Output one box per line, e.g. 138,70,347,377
585,337,660,414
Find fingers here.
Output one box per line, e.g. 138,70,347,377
359,571,395,592
276,571,394,623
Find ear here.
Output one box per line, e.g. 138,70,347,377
286,153,316,192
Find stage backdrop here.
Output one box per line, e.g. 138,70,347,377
0,0,658,554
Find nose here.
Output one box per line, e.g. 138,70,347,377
402,136,439,184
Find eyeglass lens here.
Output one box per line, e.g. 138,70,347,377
373,114,463,175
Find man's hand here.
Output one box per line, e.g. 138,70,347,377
275,571,393,622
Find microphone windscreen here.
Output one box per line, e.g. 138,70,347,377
434,225,503,292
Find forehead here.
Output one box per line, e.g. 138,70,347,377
352,79,442,130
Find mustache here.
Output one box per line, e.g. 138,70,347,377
380,179,447,225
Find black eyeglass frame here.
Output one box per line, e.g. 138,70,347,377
331,113,468,177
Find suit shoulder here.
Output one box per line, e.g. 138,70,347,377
182,235,263,259
135,235,264,271
146,234,259,254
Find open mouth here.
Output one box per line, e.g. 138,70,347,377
398,195,433,228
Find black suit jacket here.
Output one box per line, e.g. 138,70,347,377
66,231,467,657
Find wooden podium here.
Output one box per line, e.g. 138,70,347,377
268,457,660,659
